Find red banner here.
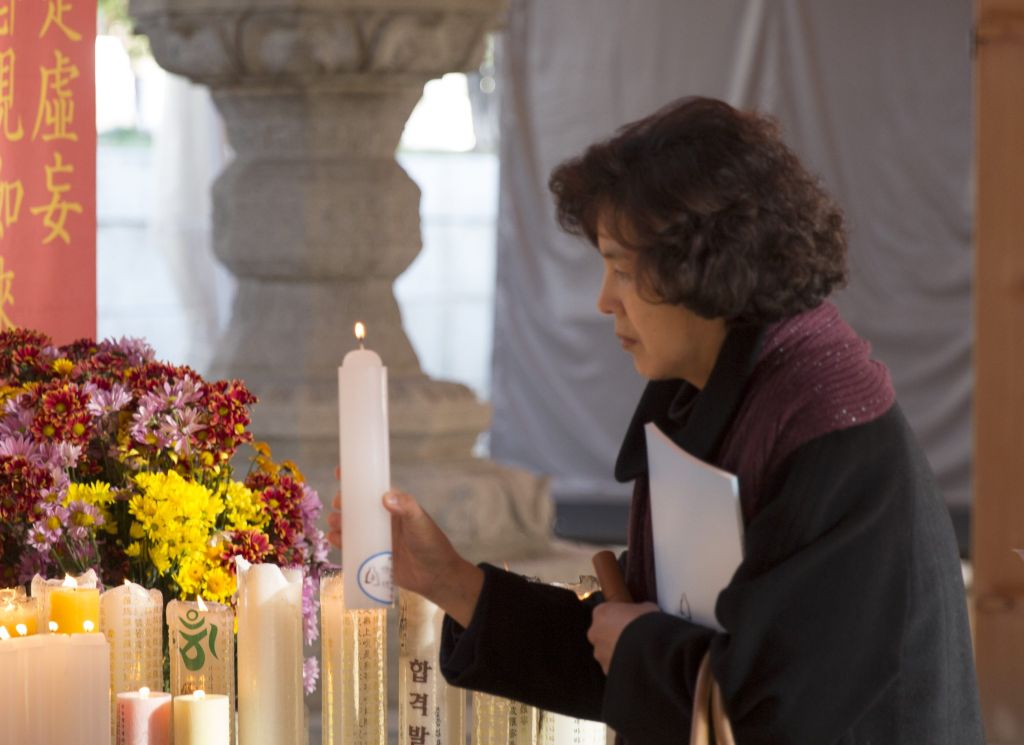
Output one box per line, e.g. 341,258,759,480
0,0,96,344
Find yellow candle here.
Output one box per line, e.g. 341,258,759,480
0,590,38,637
49,577,100,634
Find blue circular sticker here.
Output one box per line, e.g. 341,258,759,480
357,551,393,604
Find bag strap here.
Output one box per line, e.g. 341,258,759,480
689,651,737,745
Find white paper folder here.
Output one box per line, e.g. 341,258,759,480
644,423,745,632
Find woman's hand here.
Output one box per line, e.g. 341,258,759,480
587,600,659,674
382,489,484,628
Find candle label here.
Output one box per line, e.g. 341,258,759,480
358,551,393,604
177,609,221,671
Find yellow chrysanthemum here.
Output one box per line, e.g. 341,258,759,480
222,480,268,531
65,481,114,508
51,358,74,376
175,553,208,598
203,566,236,603
0,385,24,404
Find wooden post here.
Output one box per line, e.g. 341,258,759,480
972,1,1024,741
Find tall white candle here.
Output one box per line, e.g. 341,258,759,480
339,321,393,609
173,690,229,745
235,559,305,745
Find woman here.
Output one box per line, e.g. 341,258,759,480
329,97,984,744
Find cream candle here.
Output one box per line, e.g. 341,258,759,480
399,589,465,745
320,571,387,745
173,690,229,745
116,687,172,745
339,321,393,609
236,559,305,745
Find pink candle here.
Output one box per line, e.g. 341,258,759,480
116,687,172,745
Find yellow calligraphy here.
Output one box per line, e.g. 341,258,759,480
0,0,17,37
38,0,81,42
0,156,24,239
32,50,79,142
29,152,82,245
0,48,23,141
0,256,13,331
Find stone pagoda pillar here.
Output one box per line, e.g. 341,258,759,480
130,0,552,561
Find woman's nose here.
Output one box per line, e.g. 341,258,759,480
596,274,616,315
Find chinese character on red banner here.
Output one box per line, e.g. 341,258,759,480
0,0,95,343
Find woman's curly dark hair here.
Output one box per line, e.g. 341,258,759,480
549,97,847,325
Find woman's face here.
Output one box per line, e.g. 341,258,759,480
596,226,727,387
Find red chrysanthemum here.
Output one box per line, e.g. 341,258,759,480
195,380,257,462
222,529,272,566
29,381,94,446
0,455,54,521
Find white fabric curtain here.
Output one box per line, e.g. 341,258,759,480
490,0,973,511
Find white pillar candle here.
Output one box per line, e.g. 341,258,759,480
236,559,305,745
116,688,172,745
166,597,236,745
4,631,112,745
173,690,229,745
102,580,164,741
339,322,393,609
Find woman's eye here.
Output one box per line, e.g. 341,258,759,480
613,269,631,281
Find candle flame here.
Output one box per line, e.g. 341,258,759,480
15,623,27,636
196,596,209,612
139,687,151,698
354,322,367,348
62,574,77,588
0,625,9,641
194,690,207,700
49,621,58,632
83,620,95,632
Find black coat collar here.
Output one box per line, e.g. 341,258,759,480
613,324,764,482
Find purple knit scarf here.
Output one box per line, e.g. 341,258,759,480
626,302,895,604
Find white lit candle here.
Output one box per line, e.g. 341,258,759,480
235,559,305,745
173,690,229,745
102,580,164,741
116,687,172,745
339,321,393,609
1,631,111,744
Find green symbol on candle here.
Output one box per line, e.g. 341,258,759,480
179,608,219,672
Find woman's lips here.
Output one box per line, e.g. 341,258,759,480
617,335,637,349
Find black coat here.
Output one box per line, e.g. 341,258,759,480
440,321,984,745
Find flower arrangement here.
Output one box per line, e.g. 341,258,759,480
0,328,330,691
